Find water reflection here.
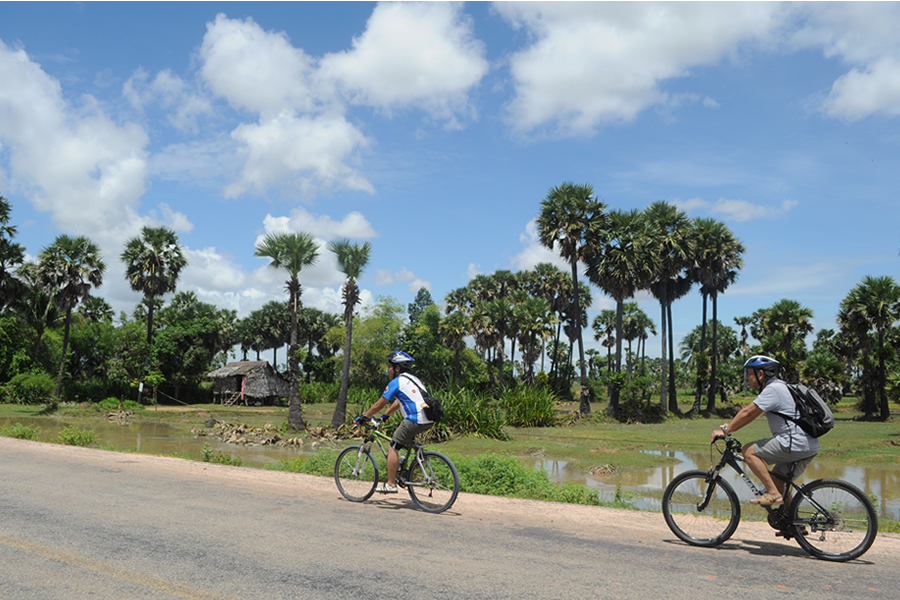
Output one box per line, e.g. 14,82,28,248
526,450,900,520
3,415,897,520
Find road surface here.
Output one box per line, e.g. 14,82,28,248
1,437,897,599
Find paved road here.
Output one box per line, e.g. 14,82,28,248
2,437,898,599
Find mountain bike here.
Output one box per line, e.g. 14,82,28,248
334,419,460,514
662,435,877,562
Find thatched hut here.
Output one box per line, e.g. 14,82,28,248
206,361,290,405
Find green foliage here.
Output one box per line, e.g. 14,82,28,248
97,398,142,411
268,449,339,477
200,442,243,466
501,386,557,427
423,387,508,442
4,372,55,405
2,422,42,440
57,425,96,446
454,453,602,506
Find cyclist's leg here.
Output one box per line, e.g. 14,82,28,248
388,420,431,487
744,438,782,501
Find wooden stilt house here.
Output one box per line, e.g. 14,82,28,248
207,361,290,406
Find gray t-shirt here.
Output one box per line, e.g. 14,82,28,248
752,378,820,453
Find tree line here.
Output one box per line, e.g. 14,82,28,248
1,189,898,430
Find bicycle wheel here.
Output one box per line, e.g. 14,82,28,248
334,445,378,502
790,478,878,562
406,451,459,514
662,470,741,547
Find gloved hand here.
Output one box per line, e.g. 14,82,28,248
354,416,366,424
380,414,390,422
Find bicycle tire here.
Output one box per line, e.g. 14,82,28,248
334,445,378,502
662,469,741,547
406,451,459,514
789,478,878,562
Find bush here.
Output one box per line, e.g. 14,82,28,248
423,387,507,442
454,453,601,505
58,425,96,446
2,422,42,440
4,372,56,405
200,443,243,466
501,387,557,427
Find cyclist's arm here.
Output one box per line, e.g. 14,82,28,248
382,399,401,419
363,396,390,419
712,403,764,441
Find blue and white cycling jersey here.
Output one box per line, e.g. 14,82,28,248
382,374,432,424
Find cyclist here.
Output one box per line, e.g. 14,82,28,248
711,355,819,506
356,351,434,493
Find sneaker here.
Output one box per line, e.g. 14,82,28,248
376,483,398,494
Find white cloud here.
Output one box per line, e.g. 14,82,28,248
318,2,489,125
261,208,376,241
0,39,149,250
511,219,571,272
677,197,798,222
225,110,373,198
123,67,212,132
182,246,248,292
789,3,900,121
197,14,375,199
496,2,788,135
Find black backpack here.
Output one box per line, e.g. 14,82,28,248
401,375,444,423
775,383,834,438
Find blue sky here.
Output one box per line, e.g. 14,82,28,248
1,2,899,361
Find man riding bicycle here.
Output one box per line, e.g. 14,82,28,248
711,355,819,506
356,351,434,494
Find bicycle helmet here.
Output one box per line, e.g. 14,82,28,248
387,350,415,366
743,355,779,370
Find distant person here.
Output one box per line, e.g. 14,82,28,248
356,351,434,493
711,355,819,505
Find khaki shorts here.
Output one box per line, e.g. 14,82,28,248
391,419,433,449
751,437,818,482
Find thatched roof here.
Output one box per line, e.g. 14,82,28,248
207,361,290,400
208,361,274,379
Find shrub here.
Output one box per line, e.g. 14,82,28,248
200,442,243,466
501,387,557,427
423,387,507,442
4,372,56,405
58,425,96,446
3,422,42,440
454,453,601,505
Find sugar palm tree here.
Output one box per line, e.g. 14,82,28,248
688,218,744,413
255,231,319,429
840,276,900,420
585,209,657,417
328,238,371,428
121,226,188,348
440,310,469,392
759,298,814,380
37,235,106,399
537,182,607,415
0,195,26,312
644,201,692,410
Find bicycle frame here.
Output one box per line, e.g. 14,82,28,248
355,426,429,489
705,436,830,521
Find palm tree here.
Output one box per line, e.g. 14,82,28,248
689,218,744,413
328,238,371,428
734,315,753,391
440,310,469,392
584,209,656,417
758,298,814,380
591,308,617,374
37,235,106,399
14,262,62,358
0,196,26,312
121,227,188,348
840,276,900,420
537,182,607,416
644,201,691,410
255,231,319,429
